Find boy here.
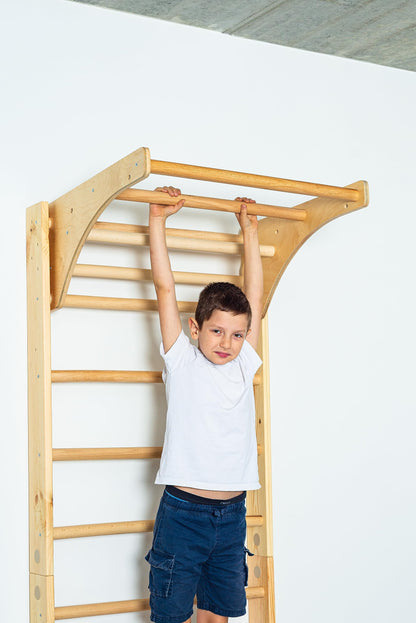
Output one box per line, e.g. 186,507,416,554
146,186,263,623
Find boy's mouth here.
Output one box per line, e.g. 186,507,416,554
215,351,230,358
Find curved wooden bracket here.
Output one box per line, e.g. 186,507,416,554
49,147,150,310
258,180,369,315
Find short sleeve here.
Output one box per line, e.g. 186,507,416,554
159,330,195,373
239,339,262,378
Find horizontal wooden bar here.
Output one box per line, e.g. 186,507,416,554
52,370,163,383
51,369,261,385
63,295,196,312
55,598,150,620
55,587,265,619
52,447,163,461
151,159,360,201
53,442,263,462
54,515,264,540
117,188,307,221
54,520,155,540
87,226,275,257
95,220,244,243
73,263,241,286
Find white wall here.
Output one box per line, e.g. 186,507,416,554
1,1,415,622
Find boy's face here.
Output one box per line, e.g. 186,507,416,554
188,309,250,365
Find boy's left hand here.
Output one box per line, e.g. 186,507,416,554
235,197,258,232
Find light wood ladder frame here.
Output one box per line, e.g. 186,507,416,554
27,147,369,622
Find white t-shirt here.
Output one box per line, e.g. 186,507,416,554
155,331,262,491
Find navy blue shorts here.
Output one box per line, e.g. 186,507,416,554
145,488,251,623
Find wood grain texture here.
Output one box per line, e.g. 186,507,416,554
258,180,369,315
151,159,361,201
27,202,55,621
87,225,275,257
73,263,241,285
117,188,307,220
49,147,150,309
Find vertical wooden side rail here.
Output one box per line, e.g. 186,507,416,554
27,202,55,623
247,315,275,622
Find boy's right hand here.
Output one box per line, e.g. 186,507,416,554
149,186,185,219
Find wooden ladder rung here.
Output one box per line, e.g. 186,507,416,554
54,515,264,540
53,445,264,461
52,370,261,385
52,447,163,461
87,226,276,257
95,221,244,241
73,263,242,286
150,158,361,201
55,598,150,620
52,370,163,383
116,188,307,221
63,295,196,312
54,520,155,539
55,587,265,619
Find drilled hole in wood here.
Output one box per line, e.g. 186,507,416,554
254,566,261,579
254,533,261,546
34,585,41,600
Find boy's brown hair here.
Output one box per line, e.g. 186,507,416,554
195,282,252,329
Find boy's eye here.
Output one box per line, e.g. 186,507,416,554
212,329,221,334
234,333,244,339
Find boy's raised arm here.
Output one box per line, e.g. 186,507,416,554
149,186,185,353
235,199,264,350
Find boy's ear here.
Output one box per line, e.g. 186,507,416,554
188,317,199,340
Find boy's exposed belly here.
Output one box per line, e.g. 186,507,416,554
177,486,244,500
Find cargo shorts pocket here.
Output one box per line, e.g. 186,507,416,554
145,548,175,598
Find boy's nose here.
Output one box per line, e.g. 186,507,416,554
220,334,231,348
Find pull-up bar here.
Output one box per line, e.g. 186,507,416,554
151,159,360,202
117,188,307,221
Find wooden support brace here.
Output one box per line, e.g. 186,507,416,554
49,148,150,309
258,180,369,314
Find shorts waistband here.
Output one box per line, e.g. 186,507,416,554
165,485,246,506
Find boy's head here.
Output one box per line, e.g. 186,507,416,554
188,282,252,365
195,282,252,330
